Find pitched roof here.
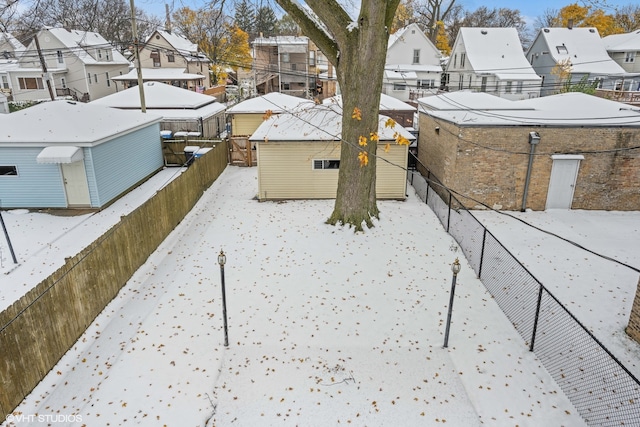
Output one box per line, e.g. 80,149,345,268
250,104,416,141
91,81,220,109
529,27,625,75
419,91,640,126
226,92,314,114
602,30,640,52
110,68,206,81
323,93,416,111
456,27,540,80
45,28,129,65
147,30,210,62
0,100,161,146
0,32,26,55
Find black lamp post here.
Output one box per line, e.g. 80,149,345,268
443,258,462,348
218,249,229,347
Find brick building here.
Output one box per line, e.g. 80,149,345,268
417,91,640,211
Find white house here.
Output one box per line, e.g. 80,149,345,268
603,30,640,79
384,23,443,102
445,27,541,100
526,26,628,96
7,28,130,103
0,33,26,100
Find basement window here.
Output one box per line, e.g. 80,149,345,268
313,159,340,170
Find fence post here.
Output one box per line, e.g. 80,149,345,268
478,228,487,279
530,284,544,352
425,171,430,204
446,192,452,232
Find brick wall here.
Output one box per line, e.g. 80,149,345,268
417,113,640,211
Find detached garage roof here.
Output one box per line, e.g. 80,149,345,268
0,100,162,147
92,81,219,109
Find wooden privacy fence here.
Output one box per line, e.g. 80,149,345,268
0,141,228,422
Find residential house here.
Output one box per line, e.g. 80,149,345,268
526,26,627,96
445,27,541,100
249,35,334,99
323,93,417,130
0,100,163,208
250,104,414,201
133,29,212,90
384,23,443,103
416,91,640,211
91,81,226,138
600,30,640,103
7,28,129,103
0,32,26,100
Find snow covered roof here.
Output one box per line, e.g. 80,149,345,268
226,92,314,114
152,30,196,53
250,104,416,142
0,32,26,54
384,69,418,81
45,28,129,65
323,93,416,111
530,27,626,75
420,92,640,126
150,102,226,120
385,63,443,73
91,82,218,109
602,30,640,52
0,100,162,146
252,36,309,46
418,91,526,111
457,28,540,79
111,68,206,81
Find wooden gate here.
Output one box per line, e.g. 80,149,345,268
229,136,256,167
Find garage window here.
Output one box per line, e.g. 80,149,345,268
313,159,340,170
0,166,18,176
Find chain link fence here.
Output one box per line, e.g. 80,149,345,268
408,169,640,426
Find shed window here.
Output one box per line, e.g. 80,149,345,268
0,166,18,176
313,159,340,170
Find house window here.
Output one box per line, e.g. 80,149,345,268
150,49,161,67
94,74,98,83
453,54,457,68
460,53,466,67
106,72,110,87
481,76,487,92
291,63,297,71
556,45,568,54
61,77,66,88
418,79,435,89
281,82,290,90
516,81,523,93
625,52,636,63
505,81,513,93
0,166,18,176
458,75,464,90
309,50,316,66
106,50,110,61
413,49,420,64
87,73,91,84
167,53,175,62
18,77,44,90
98,49,102,59
1,75,8,89
393,83,407,91
281,52,290,63
57,50,63,64
313,159,340,170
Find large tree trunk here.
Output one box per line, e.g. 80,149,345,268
276,0,399,231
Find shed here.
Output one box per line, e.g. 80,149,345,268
250,104,415,201
416,92,640,211
0,100,163,209
91,82,226,138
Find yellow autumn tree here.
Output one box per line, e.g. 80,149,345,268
212,24,252,85
434,21,450,56
391,0,415,33
552,3,623,37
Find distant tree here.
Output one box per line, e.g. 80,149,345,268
234,0,256,39
614,5,640,33
391,0,416,33
413,0,457,43
255,5,277,38
449,6,529,48
276,13,300,36
548,3,623,37
534,8,558,32
434,21,450,55
212,24,252,84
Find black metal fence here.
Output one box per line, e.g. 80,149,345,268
408,169,640,426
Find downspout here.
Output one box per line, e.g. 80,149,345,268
521,131,540,212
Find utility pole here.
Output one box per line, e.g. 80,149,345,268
130,0,146,112
34,35,55,101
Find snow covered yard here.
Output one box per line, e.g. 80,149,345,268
1,166,609,426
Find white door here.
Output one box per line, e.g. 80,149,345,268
546,155,583,210
61,161,91,207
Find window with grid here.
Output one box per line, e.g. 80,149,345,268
313,160,340,170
